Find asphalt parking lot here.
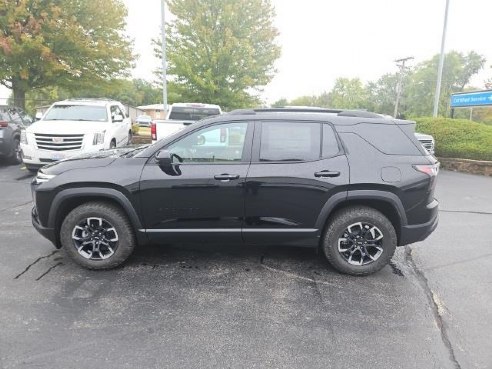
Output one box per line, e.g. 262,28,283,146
0,162,490,369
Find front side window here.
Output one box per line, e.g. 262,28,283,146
111,106,125,121
167,122,248,163
44,105,108,122
260,122,321,162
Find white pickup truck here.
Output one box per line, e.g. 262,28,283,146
151,103,222,143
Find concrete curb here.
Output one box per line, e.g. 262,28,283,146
438,157,492,177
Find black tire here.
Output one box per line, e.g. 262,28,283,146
322,206,397,276
127,131,132,145
60,202,136,270
110,139,116,149
8,138,22,165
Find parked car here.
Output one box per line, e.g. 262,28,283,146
21,99,132,172
415,132,435,155
0,107,33,164
151,103,221,143
136,114,152,127
30,107,439,276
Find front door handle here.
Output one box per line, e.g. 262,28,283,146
314,170,340,178
214,174,240,181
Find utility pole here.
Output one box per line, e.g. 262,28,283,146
160,0,168,116
433,0,450,117
394,57,414,118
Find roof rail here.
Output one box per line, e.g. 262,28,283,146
228,107,384,119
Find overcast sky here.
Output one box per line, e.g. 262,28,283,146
2,0,491,103
124,0,491,104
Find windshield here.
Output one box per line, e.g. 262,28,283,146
44,105,108,122
168,107,220,121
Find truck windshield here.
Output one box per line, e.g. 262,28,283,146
44,105,108,122
169,107,220,121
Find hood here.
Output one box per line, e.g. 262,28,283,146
40,147,136,175
414,132,434,140
26,120,111,134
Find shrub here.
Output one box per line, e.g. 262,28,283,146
414,117,492,161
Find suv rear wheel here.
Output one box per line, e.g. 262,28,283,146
8,138,22,165
322,206,397,276
60,202,136,269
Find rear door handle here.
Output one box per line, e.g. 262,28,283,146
214,174,240,181
314,170,340,178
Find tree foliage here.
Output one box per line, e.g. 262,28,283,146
157,0,280,109
0,0,134,108
277,51,487,121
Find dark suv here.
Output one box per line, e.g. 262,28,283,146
0,106,32,164
31,108,439,275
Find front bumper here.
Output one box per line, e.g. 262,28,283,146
20,143,105,166
32,206,59,247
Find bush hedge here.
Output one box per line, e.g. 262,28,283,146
414,117,492,161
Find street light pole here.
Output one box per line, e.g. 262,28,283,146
161,0,168,116
433,0,450,117
394,57,413,118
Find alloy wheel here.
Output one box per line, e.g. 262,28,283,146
337,222,384,266
71,217,119,260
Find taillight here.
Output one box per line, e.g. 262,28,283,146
0,120,8,128
413,163,440,176
151,122,156,140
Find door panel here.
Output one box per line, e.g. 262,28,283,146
243,120,349,246
139,121,252,244
243,156,349,246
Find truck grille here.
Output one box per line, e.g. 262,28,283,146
34,133,84,151
418,139,434,154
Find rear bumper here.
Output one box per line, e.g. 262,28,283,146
32,206,58,247
399,200,439,245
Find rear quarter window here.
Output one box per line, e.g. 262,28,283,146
351,123,422,155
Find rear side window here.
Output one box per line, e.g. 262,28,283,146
322,124,340,157
353,123,422,155
260,122,320,162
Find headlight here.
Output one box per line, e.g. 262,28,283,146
21,130,28,144
35,172,56,184
93,131,105,145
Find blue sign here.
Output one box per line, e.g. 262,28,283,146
450,90,492,108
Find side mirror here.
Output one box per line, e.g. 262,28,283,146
156,150,181,176
113,114,124,123
155,150,172,167
35,112,43,121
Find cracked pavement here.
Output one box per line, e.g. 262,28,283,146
0,162,490,369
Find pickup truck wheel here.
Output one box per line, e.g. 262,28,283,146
127,131,132,145
322,206,397,276
110,139,116,149
60,202,136,270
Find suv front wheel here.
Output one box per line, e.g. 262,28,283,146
60,202,136,269
322,206,397,276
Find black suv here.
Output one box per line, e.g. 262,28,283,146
0,106,32,164
31,108,439,275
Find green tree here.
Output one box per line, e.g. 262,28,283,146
0,0,134,109
157,0,280,109
406,51,485,116
329,78,369,109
